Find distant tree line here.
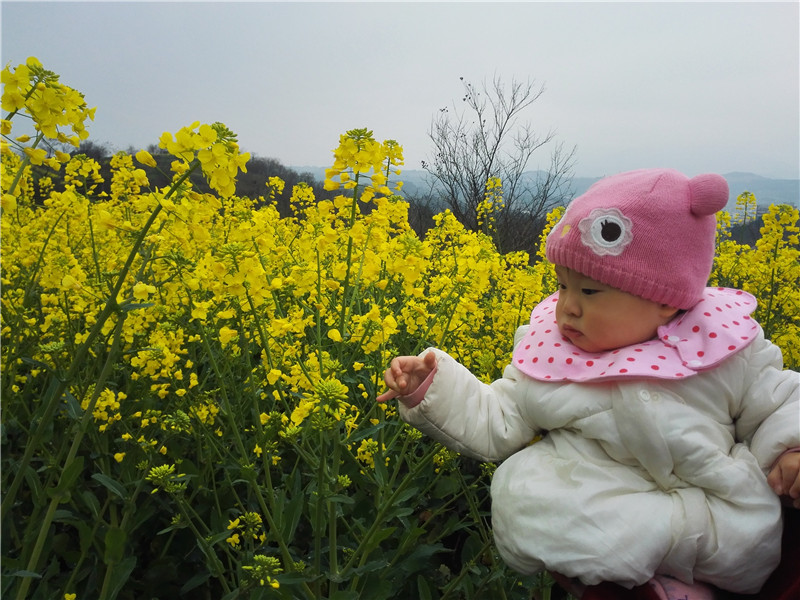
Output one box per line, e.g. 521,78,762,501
22,76,768,259
26,137,764,262
48,140,339,217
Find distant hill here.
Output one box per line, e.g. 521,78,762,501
292,167,799,211
718,172,799,210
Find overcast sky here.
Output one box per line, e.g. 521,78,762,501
2,1,798,179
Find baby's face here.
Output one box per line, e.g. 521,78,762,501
554,266,678,353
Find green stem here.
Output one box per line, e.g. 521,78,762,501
343,443,440,588
313,431,327,596
15,313,127,600
315,247,325,373
6,132,45,198
0,210,66,405
763,234,781,339
337,173,361,337
438,538,495,600
87,207,104,284
63,495,112,593
198,326,248,458
97,476,148,600
196,318,310,593
410,278,465,356
329,438,341,590
176,500,233,595
1,162,199,533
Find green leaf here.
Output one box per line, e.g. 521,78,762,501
157,521,187,535
460,533,486,564
277,475,303,541
394,486,420,504
104,556,136,600
348,420,389,442
327,494,354,505
81,489,101,517
434,474,460,497
20,356,52,371
206,529,233,546
23,464,44,506
384,506,413,522
274,571,313,585
104,526,127,564
220,587,241,600
401,543,448,575
52,508,76,522
56,455,85,493
351,559,388,576
118,301,154,312
64,390,82,420
7,570,42,579
77,521,94,555
417,574,439,600
398,526,425,548
362,526,396,558
91,472,128,500
180,571,211,595
373,457,389,486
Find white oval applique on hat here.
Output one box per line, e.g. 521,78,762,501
578,207,633,256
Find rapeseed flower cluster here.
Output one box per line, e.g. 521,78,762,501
476,176,504,235
3,111,556,596
3,59,797,600
64,154,104,194
324,127,403,201
242,554,282,589
156,121,249,197
711,196,800,368
1,57,95,147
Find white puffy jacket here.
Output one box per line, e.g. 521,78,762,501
399,326,799,593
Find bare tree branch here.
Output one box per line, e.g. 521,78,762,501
424,76,575,255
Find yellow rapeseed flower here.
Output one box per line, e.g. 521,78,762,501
219,325,238,347
132,282,156,301
135,149,157,168
23,147,47,165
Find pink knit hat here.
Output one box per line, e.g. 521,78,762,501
545,168,729,309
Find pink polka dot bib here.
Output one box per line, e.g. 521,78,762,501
512,287,759,382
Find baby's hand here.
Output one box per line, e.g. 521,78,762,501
376,351,437,403
767,451,800,508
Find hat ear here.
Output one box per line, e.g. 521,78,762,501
689,174,728,216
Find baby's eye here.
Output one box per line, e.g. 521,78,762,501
581,288,599,296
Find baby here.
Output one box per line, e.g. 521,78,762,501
379,169,800,599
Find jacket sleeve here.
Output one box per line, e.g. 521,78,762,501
733,331,800,472
397,346,543,463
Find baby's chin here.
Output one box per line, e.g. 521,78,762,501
559,326,596,353
572,340,604,353
564,333,611,354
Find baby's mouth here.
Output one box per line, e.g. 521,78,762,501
560,324,581,338
559,324,586,346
